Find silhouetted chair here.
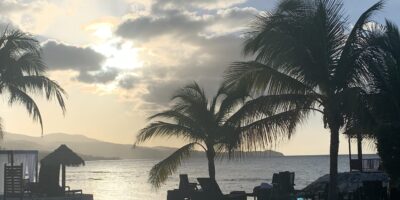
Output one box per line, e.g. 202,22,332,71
178,174,197,199
179,174,197,191
197,178,246,200
253,185,272,200
271,171,295,200
350,159,362,171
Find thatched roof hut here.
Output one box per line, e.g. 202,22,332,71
41,144,85,166
40,145,84,195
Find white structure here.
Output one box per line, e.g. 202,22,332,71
0,150,38,194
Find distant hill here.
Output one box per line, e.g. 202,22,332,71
0,132,284,160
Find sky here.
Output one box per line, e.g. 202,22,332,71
0,0,399,155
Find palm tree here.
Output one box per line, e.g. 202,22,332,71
0,29,66,137
361,21,400,185
135,82,298,188
224,0,384,199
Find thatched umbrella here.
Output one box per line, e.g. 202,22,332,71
41,144,85,191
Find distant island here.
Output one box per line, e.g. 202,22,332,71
0,132,284,161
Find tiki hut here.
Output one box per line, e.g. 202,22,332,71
40,145,84,195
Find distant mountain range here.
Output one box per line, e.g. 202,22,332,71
0,132,284,161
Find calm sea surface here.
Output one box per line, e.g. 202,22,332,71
66,155,376,200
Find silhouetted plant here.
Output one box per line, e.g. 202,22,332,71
224,0,384,199
135,82,296,188
0,29,66,137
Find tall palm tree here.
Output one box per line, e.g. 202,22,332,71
135,82,298,188
224,0,384,199
361,21,400,185
0,29,66,137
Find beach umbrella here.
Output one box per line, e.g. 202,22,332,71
41,144,85,190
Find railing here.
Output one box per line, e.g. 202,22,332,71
350,158,382,172
362,158,382,172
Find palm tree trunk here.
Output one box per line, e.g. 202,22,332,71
206,146,216,180
357,131,363,172
328,125,340,200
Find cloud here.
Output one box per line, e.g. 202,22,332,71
41,40,126,84
0,0,28,13
41,40,106,72
142,79,184,106
116,4,258,40
76,67,120,84
209,7,259,34
131,34,245,107
112,2,258,109
152,0,247,10
118,75,140,89
116,12,208,41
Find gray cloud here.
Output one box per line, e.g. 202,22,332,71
118,75,140,89
42,40,106,72
116,13,208,41
138,34,245,106
0,0,28,13
152,0,247,10
142,79,185,106
213,7,259,29
76,68,119,84
116,4,258,41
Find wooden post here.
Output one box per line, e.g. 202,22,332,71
62,164,66,191
357,132,363,172
348,137,352,171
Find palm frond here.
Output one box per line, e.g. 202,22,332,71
335,0,385,89
0,30,41,57
15,52,46,75
235,108,310,152
225,61,315,96
135,122,201,146
149,142,197,189
148,109,205,139
0,28,67,134
226,94,319,126
11,76,67,113
172,82,208,107
6,85,43,133
215,83,250,124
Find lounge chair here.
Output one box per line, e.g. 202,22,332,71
179,174,197,191
4,164,24,200
167,174,197,200
271,171,295,200
196,178,247,200
176,174,198,200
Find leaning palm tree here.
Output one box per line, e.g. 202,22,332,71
135,82,298,188
0,29,66,137
224,0,384,199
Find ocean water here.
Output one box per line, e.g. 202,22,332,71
66,155,375,200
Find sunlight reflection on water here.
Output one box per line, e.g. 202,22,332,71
66,155,376,200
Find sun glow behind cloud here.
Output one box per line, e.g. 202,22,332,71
87,22,114,39
95,41,143,70
87,22,143,70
